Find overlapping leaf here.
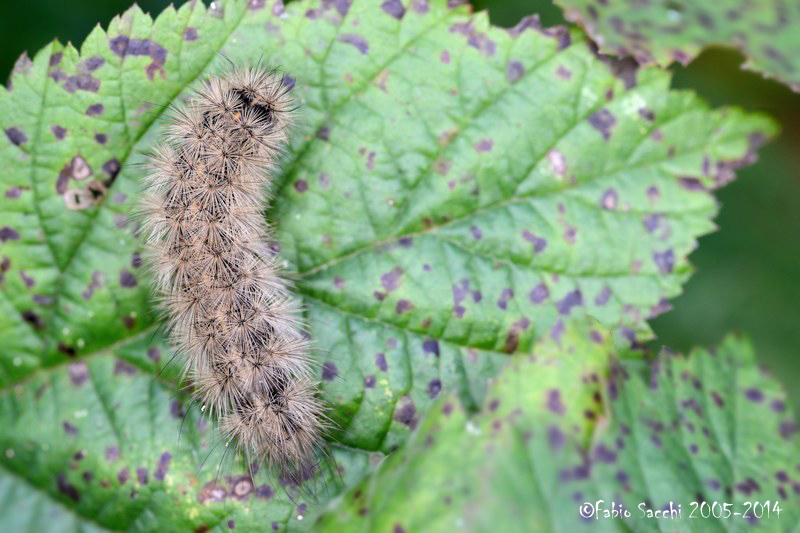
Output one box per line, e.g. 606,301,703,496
0,0,776,529
556,0,800,92
318,329,800,532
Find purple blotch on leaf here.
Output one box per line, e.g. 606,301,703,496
428,379,442,398
588,108,616,140
652,249,675,274
557,289,583,315
381,0,405,19
529,283,549,304
546,389,565,415
506,60,524,83
120,270,137,288
86,103,104,116
4,128,26,146
522,230,547,253
0,227,20,242
154,452,171,481
51,125,67,139
394,398,417,428
548,426,565,450
395,299,413,313
322,362,338,381
422,339,439,357
339,34,368,54
57,473,80,502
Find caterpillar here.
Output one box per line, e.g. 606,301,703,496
139,64,325,481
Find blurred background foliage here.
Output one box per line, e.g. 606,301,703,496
2,0,798,407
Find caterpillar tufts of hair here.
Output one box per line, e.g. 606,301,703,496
139,64,327,482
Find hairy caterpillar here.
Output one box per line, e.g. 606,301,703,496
139,64,325,480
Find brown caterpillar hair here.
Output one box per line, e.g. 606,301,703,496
139,64,326,480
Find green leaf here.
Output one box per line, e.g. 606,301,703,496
317,328,800,532
0,0,776,529
555,0,800,92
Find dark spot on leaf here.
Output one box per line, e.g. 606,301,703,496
364,375,375,388
710,391,724,408
653,249,675,274
136,468,148,484
82,270,103,299
58,343,76,357
547,389,565,415
496,288,513,310
415,340,439,360
600,188,618,209
506,60,524,83
556,65,572,80
507,14,541,36
594,286,611,306
375,353,387,372
780,421,798,439
744,388,764,402
381,267,404,292
114,360,137,375
184,27,198,41
339,34,368,54
166,398,185,419
548,426,565,450
503,330,519,353
0,227,20,242
427,379,442,398
56,473,80,502
550,319,565,342
119,270,137,288
294,179,308,193
255,484,273,499
22,310,44,330
51,125,67,139
529,283,549,304
322,362,338,381
82,56,105,72
557,290,583,315
395,299,413,313
109,36,168,80
63,421,78,435
62,74,101,93
102,159,121,184
381,0,405,19
522,230,547,253
412,0,429,13
68,362,89,387
394,397,417,428
679,177,705,191
154,452,171,481
147,347,160,362
594,444,617,463
588,109,616,140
